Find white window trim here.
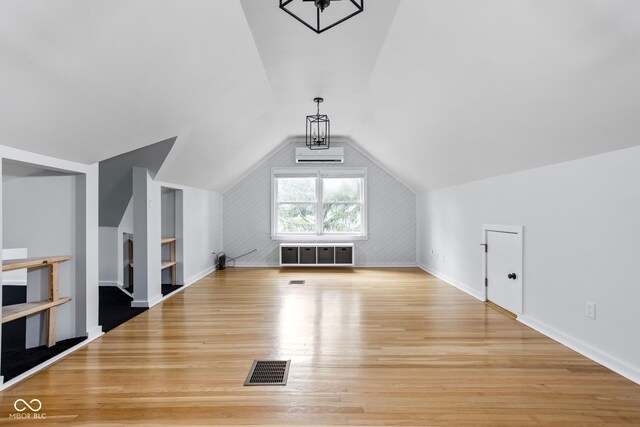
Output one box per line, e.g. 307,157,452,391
271,167,368,241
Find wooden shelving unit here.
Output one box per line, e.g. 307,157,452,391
2,256,72,347
161,237,176,285
2,298,71,324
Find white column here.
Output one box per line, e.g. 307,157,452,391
83,163,102,339
175,190,184,285
132,167,162,307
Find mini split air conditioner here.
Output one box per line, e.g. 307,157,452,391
295,147,344,163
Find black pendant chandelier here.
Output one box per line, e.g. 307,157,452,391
306,97,330,150
280,0,364,34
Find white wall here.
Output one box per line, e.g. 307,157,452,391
2,248,28,285
179,184,222,283
161,189,176,238
98,227,118,284
3,171,78,346
223,141,416,266
98,197,133,287
137,178,222,298
417,145,640,384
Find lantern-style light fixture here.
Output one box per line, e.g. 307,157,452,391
306,97,330,150
280,0,364,34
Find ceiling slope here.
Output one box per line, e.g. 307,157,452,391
355,0,640,191
2,1,640,192
0,0,277,191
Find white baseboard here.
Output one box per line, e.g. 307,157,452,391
417,263,484,301
518,314,640,386
130,300,147,308
86,326,104,341
358,263,417,268
156,266,217,303
148,293,164,308
1,280,27,286
99,281,122,287
184,265,216,286
233,262,272,267
130,266,216,307
117,286,132,298
0,331,104,391
131,293,163,308
233,263,418,268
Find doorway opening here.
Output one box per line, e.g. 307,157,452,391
160,187,183,296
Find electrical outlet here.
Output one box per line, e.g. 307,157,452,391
585,301,596,319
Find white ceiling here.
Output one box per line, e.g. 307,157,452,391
2,0,639,192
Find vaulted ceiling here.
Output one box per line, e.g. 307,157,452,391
2,1,639,192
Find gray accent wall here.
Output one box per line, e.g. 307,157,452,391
223,142,416,266
99,137,176,227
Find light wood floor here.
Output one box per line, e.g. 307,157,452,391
1,268,639,425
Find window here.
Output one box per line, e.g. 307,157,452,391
272,168,367,240
276,177,316,234
322,177,363,233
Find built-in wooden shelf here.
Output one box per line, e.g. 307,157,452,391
161,261,176,270
2,297,71,324
161,237,177,285
127,237,178,288
1,255,72,347
2,256,72,272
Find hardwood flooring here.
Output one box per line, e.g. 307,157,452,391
1,268,639,425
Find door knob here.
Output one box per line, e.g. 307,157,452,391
508,273,517,280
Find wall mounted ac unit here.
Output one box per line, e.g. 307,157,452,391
295,147,344,163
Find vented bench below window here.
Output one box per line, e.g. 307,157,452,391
279,243,354,267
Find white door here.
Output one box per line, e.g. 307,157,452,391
485,229,522,314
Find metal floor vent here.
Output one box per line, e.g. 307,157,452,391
244,360,291,386
289,280,305,285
